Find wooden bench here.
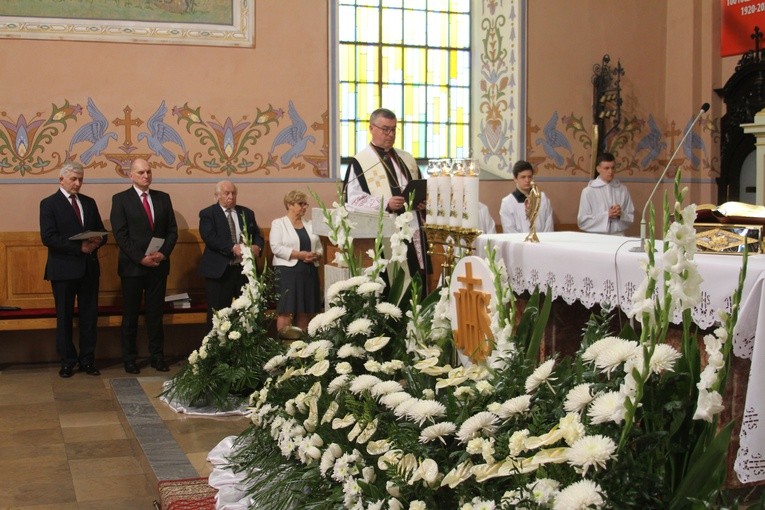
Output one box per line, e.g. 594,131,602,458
0,228,272,331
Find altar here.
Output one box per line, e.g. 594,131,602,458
475,231,765,486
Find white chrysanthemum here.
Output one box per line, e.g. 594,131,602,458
528,478,560,505
335,361,353,375
525,359,556,393
495,395,532,419
553,479,606,510
456,411,498,443
379,391,413,410
364,360,382,372
357,281,385,295
419,422,457,444
187,350,199,365
405,399,447,425
645,343,682,374
307,306,346,336
455,387,476,401
370,380,404,398
564,383,595,413
346,317,373,336
409,500,427,510
263,354,287,373
337,344,366,359
327,374,349,394
380,360,404,375
375,301,403,319
228,330,241,340
566,435,617,475
475,380,494,396
582,336,623,363
593,339,638,375
587,391,626,425
507,429,530,456
393,398,418,418
364,336,391,352
348,374,382,395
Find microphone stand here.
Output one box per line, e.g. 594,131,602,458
630,103,710,252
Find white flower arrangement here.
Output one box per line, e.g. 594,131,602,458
201,175,746,509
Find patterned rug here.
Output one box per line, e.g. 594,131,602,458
157,477,216,510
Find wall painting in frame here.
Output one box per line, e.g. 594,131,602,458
0,0,254,47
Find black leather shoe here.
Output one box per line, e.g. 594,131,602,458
124,362,140,374
151,358,170,372
59,365,74,378
79,363,101,376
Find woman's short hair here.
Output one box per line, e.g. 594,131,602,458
284,190,308,209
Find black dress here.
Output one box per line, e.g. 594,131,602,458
276,227,321,314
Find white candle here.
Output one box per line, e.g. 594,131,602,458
426,174,439,225
450,173,464,228
463,174,479,229
437,173,451,226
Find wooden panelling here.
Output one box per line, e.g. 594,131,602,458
0,229,271,310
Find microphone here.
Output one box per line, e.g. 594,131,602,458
630,102,710,252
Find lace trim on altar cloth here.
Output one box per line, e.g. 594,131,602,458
508,267,729,330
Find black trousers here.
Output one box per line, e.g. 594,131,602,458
120,271,167,363
205,264,247,329
51,273,99,366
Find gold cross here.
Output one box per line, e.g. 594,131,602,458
113,106,143,151
453,262,495,363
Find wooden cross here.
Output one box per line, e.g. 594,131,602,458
113,106,143,151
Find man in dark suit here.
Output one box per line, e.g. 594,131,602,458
40,162,107,378
110,158,178,374
198,180,265,329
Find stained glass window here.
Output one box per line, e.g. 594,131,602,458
338,0,471,160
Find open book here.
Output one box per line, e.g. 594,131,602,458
695,202,765,225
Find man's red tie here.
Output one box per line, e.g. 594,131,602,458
141,192,154,230
70,195,83,226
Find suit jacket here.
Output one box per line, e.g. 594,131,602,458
110,187,178,277
198,204,265,279
270,216,322,267
40,190,106,281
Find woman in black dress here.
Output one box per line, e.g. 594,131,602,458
269,190,322,332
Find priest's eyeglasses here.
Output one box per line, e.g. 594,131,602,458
371,123,397,135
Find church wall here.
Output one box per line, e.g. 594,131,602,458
0,0,338,236
0,1,741,240
521,1,726,235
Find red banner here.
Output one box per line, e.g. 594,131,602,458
721,0,765,57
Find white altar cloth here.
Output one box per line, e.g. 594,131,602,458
475,232,765,329
475,231,765,483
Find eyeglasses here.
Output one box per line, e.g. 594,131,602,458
371,123,397,135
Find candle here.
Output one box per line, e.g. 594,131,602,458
463,168,480,230
450,170,464,228
437,171,451,226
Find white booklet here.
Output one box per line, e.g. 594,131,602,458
68,231,109,241
145,237,165,255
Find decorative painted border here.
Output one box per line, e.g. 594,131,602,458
0,0,254,47
472,0,525,180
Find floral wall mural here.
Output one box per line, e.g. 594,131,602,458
0,98,329,179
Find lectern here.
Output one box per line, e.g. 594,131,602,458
312,208,396,307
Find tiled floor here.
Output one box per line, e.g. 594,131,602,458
0,360,249,509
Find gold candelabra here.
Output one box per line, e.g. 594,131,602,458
423,224,483,282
